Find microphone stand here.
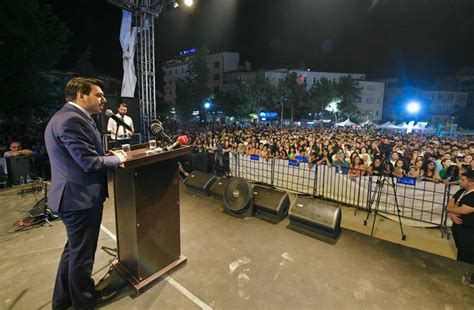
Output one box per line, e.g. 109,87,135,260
111,124,123,150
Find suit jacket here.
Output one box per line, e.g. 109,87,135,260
45,103,121,212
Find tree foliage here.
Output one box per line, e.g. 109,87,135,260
237,75,273,116
335,76,363,116
0,0,70,120
308,78,338,113
175,48,211,121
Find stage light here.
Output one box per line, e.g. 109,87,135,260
184,0,193,7
204,102,211,109
406,101,421,114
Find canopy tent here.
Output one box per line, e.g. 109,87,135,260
360,120,373,126
335,118,358,127
376,121,399,130
396,122,408,129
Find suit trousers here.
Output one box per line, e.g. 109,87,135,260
53,205,104,308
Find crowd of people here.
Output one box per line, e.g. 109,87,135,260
173,122,474,183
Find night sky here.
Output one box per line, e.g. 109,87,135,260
45,0,474,84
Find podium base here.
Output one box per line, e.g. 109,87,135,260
113,255,187,294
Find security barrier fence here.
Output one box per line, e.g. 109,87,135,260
183,152,457,229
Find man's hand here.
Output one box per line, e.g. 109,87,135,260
110,150,128,164
449,212,463,225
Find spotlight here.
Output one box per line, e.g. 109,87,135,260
184,0,193,7
406,101,421,114
204,102,211,109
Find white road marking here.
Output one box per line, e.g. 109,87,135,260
100,224,213,310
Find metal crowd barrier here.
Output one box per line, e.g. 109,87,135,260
228,153,452,228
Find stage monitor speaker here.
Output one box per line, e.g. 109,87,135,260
183,171,217,196
6,155,35,185
190,152,208,173
288,196,342,241
223,178,254,218
98,96,140,134
209,176,233,201
253,186,290,223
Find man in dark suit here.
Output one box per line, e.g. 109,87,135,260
45,77,127,309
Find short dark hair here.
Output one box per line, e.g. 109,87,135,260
462,170,474,182
119,103,128,109
65,77,105,102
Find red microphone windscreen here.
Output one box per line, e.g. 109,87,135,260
177,135,190,145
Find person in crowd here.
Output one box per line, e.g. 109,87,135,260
3,140,34,176
443,165,461,185
446,170,474,288
45,77,126,309
439,158,453,180
333,151,350,174
317,148,332,166
107,102,134,146
349,155,367,177
422,160,441,182
408,166,421,178
392,159,407,178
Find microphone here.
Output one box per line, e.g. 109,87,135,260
105,109,133,132
166,135,190,151
149,119,172,143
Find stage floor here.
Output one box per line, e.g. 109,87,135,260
0,181,473,309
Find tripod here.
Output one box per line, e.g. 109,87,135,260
363,169,406,241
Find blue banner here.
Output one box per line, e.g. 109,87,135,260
250,154,260,161
289,160,300,167
397,176,416,186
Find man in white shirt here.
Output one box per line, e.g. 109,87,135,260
107,103,134,146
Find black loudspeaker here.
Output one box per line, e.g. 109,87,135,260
6,155,35,185
209,176,233,201
183,171,217,196
253,186,290,223
288,196,342,241
223,178,254,218
190,153,208,173
99,96,140,134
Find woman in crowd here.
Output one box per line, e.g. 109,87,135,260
392,159,407,178
422,160,441,182
349,155,367,177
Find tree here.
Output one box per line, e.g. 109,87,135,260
212,91,241,117
0,0,70,121
452,101,474,128
237,75,273,117
276,72,308,125
308,78,338,114
335,76,363,117
175,48,211,121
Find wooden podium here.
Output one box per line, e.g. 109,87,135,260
112,144,191,293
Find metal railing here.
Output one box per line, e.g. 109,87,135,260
227,153,455,228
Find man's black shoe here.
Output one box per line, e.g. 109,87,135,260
76,288,121,310
51,299,72,310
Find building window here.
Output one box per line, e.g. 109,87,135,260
438,93,443,100
214,61,219,69
457,94,467,102
376,111,379,115
175,69,178,74
448,94,454,101
169,70,172,75
214,86,219,93
214,74,220,81
367,85,376,91
353,98,361,103
366,98,374,104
